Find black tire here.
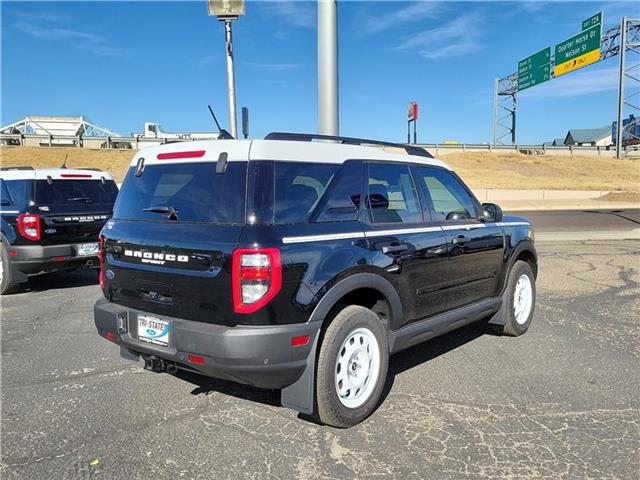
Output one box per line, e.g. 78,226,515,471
495,260,536,337
315,305,389,428
0,242,19,295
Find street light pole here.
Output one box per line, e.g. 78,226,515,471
317,0,339,136
207,0,244,138
224,19,238,138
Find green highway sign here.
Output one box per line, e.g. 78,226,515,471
517,47,551,91
554,23,602,77
582,12,602,31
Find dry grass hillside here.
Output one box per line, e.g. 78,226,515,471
1,146,639,191
444,152,640,192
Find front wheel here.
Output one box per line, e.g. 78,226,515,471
495,260,536,336
315,305,389,428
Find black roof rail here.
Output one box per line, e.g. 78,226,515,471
0,166,34,171
264,132,433,158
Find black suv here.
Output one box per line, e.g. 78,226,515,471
95,134,537,427
0,167,119,294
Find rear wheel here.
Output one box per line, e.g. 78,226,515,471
0,243,19,295
495,260,536,336
315,305,388,428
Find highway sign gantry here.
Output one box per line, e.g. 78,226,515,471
518,47,551,91
554,23,602,77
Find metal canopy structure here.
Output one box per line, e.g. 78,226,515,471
492,17,640,157
0,116,118,137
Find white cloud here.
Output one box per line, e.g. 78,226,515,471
14,19,127,57
199,55,219,65
261,0,315,28
395,13,483,60
244,62,300,71
519,66,619,100
358,2,442,35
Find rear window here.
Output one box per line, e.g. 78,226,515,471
1,179,31,207
114,162,247,224
35,179,119,206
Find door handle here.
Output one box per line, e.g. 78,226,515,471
382,244,408,254
452,235,470,244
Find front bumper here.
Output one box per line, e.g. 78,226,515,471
94,298,320,390
10,243,99,276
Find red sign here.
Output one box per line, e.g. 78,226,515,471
407,102,418,122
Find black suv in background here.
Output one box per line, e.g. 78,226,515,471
0,167,119,294
95,134,537,428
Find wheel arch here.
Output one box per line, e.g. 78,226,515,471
508,240,538,282
308,272,403,329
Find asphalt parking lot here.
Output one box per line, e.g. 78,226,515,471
2,240,639,480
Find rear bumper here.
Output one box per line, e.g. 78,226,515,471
94,298,320,390
9,243,99,276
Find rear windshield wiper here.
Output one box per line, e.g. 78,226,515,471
143,206,179,220
67,197,93,203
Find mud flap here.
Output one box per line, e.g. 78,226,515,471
280,332,320,415
487,287,508,325
10,263,28,284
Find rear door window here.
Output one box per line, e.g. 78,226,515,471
114,162,247,224
274,162,339,224
35,179,119,206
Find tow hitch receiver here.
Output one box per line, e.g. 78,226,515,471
143,356,177,373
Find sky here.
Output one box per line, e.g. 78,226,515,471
1,0,638,144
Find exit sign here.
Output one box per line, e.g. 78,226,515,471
582,12,602,31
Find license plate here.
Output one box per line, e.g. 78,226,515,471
77,242,99,256
137,315,170,347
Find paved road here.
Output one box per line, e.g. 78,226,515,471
2,241,639,480
508,208,640,233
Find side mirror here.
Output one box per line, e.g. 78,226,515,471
482,203,503,222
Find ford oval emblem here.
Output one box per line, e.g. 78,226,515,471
45,228,57,234
105,269,115,280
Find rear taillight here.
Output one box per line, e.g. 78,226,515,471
17,214,41,241
232,248,282,314
98,235,105,289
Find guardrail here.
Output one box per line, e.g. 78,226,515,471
0,133,198,149
417,143,638,156
1,133,638,156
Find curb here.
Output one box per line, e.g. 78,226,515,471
536,229,640,242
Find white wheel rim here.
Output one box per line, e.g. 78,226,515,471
513,274,533,325
334,327,381,409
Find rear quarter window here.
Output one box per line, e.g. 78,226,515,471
1,179,32,207
274,162,340,224
114,161,247,224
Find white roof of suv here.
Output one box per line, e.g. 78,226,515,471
0,168,114,181
131,139,451,170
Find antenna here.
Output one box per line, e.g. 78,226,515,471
60,154,68,169
208,104,223,131
208,105,235,140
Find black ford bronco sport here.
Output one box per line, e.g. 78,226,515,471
0,167,118,294
95,134,537,427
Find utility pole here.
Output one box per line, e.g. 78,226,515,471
317,0,339,136
492,78,498,145
616,17,627,159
